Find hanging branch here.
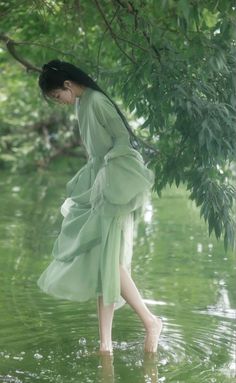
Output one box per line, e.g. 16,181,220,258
95,5,121,79
93,0,137,64
114,0,162,62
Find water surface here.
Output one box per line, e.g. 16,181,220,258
0,158,235,382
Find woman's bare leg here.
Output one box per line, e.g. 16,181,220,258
119,264,163,352
97,295,115,354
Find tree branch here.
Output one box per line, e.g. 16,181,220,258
94,4,120,79
13,40,78,58
0,34,81,73
114,0,162,62
93,0,137,64
0,34,42,73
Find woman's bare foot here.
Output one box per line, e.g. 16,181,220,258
144,315,163,353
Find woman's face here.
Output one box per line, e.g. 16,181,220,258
47,81,85,105
49,88,75,104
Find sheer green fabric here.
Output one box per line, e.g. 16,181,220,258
37,88,155,309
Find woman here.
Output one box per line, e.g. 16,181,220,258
37,59,163,354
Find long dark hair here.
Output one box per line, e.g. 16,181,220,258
38,59,140,149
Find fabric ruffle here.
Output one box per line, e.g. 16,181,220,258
52,141,154,264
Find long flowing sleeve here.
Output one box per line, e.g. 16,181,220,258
89,91,155,219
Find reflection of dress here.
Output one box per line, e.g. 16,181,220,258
37,87,155,310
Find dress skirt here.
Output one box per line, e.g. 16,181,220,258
37,209,135,310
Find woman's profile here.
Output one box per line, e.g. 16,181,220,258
37,59,163,354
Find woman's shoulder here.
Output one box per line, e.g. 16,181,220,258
91,89,110,105
90,90,117,115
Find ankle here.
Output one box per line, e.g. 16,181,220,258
145,314,160,331
99,341,113,352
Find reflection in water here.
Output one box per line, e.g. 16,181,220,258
98,352,159,383
192,279,236,378
143,201,153,224
143,353,159,383
98,353,115,383
99,352,115,383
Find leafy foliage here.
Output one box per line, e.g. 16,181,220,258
0,0,236,251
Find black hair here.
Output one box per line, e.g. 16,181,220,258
38,59,139,150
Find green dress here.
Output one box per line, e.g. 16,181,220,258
37,87,155,310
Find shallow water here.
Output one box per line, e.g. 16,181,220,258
0,159,235,383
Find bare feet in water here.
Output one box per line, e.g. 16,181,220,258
144,315,163,353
